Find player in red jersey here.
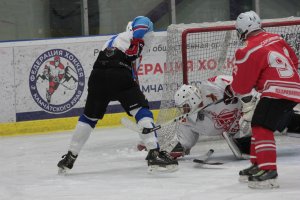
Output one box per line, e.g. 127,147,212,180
43,56,65,103
224,11,300,189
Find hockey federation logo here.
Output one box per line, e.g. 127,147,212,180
29,49,85,114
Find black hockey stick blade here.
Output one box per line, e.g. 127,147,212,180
193,149,223,165
193,159,224,165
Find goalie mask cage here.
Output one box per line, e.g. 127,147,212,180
156,17,300,151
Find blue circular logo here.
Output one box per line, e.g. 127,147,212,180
29,49,85,114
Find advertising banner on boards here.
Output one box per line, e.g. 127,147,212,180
0,32,167,123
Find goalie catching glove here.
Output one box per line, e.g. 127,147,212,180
125,38,144,61
239,89,261,133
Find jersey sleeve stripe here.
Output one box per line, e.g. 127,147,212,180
235,38,282,64
107,35,118,48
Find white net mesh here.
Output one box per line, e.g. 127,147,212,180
157,17,300,151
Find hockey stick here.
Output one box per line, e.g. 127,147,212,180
121,98,224,134
193,149,224,165
222,131,250,160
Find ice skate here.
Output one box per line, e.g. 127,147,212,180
170,142,188,159
146,148,178,173
239,164,259,183
248,169,279,189
57,151,78,175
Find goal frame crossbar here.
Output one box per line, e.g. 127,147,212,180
181,19,300,84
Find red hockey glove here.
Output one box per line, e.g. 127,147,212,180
125,38,144,61
223,85,238,105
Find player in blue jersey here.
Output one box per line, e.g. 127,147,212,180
57,16,178,174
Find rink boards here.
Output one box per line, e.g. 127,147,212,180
0,33,166,136
0,110,160,136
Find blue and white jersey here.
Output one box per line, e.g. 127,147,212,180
102,16,154,55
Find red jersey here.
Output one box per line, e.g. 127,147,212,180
231,31,300,103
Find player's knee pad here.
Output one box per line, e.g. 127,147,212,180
79,114,98,128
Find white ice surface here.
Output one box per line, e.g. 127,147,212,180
0,127,300,200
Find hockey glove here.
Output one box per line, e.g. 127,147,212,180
223,85,238,105
125,38,144,61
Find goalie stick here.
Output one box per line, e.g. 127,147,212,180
193,149,224,165
121,98,224,134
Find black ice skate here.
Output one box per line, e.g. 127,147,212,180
239,164,259,183
248,169,279,189
146,148,178,173
57,151,78,174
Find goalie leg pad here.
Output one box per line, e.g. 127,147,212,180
176,124,199,152
222,132,248,159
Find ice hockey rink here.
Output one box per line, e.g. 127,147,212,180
0,127,299,200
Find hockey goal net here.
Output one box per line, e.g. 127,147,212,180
156,17,300,151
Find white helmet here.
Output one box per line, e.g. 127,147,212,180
235,11,261,41
174,84,203,114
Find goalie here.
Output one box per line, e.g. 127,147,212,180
138,75,254,160
168,74,299,160
170,75,254,159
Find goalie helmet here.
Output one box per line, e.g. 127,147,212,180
235,10,262,41
174,84,203,114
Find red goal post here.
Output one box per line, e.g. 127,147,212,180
155,17,300,151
